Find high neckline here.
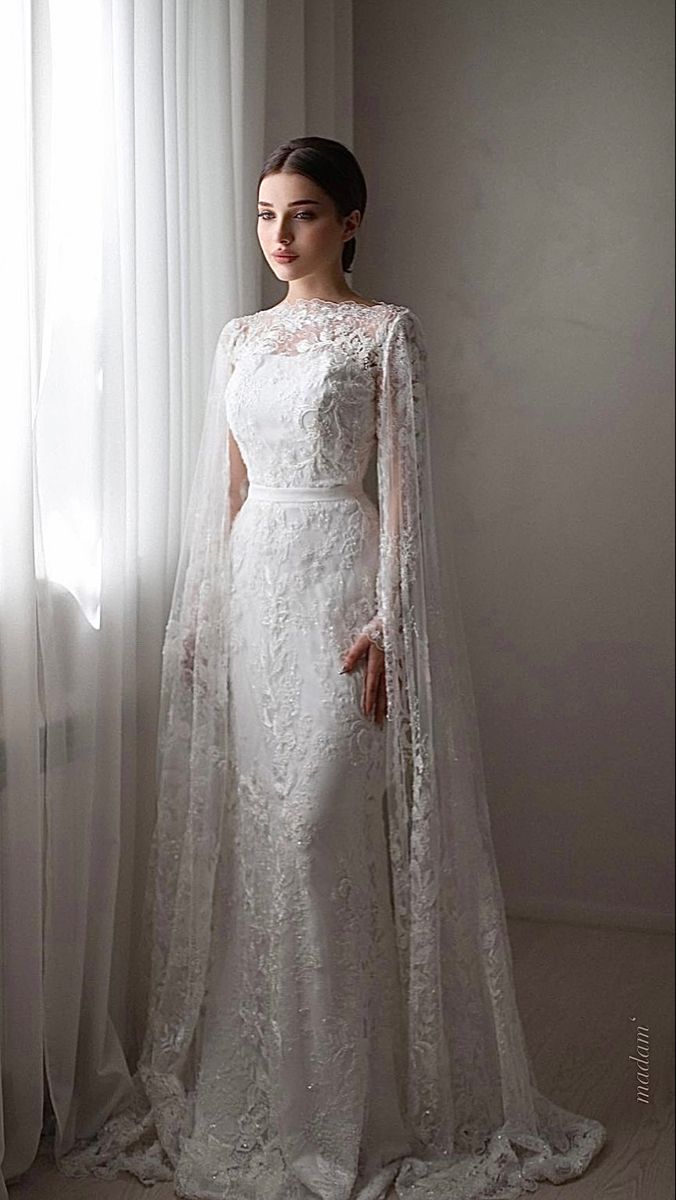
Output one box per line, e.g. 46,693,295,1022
268,297,386,312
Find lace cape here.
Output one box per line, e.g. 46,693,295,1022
55,302,607,1197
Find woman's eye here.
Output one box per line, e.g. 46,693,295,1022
256,211,314,220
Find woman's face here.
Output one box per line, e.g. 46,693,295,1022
256,171,360,283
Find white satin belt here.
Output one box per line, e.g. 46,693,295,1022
246,481,365,503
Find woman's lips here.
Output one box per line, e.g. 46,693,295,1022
273,253,298,262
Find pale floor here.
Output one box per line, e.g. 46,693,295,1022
7,919,674,1200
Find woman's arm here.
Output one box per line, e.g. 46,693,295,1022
229,430,249,524
341,310,427,727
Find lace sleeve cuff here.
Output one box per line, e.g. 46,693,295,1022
360,614,384,651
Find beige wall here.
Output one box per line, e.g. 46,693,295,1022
354,0,674,929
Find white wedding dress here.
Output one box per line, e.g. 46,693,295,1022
54,299,607,1200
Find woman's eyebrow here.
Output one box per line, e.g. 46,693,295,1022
257,199,322,208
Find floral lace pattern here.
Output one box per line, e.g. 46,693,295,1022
52,299,607,1199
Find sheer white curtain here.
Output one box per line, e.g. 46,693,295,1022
0,0,274,1192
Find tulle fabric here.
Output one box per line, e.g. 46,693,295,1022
51,300,607,1198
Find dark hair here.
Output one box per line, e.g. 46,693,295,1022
257,136,367,274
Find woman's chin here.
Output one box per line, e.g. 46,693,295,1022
270,259,300,274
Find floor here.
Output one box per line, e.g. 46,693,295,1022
6,918,674,1200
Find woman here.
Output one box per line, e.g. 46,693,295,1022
57,137,607,1199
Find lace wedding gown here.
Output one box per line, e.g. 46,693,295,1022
55,299,607,1199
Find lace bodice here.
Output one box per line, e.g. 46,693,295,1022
225,299,405,489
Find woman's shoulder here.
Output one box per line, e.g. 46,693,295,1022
379,302,421,325
376,303,425,346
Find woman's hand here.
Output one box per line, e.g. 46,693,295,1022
340,629,387,726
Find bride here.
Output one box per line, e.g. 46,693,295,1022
56,136,607,1200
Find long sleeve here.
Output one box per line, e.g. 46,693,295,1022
171,319,238,684
368,308,429,651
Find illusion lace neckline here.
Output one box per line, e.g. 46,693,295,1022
264,297,387,314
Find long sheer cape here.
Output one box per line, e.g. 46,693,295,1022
54,307,607,1197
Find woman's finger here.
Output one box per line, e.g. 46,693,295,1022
341,631,371,673
374,672,387,726
364,646,378,716
364,645,384,719
340,631,386,721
